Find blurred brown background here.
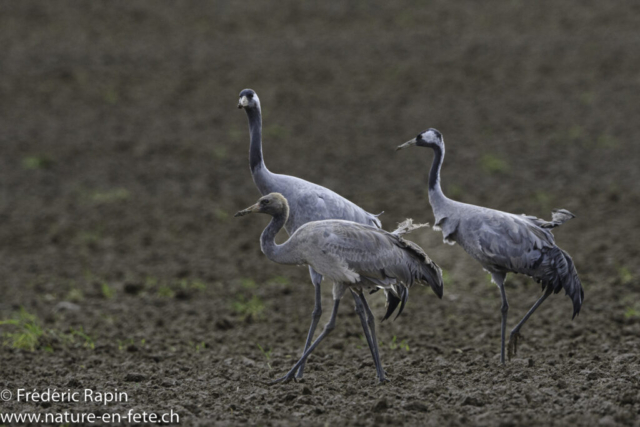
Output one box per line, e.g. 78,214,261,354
1,2,639,425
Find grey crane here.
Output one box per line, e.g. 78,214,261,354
397,129,583,364
235,193,444,383
238,88,384,379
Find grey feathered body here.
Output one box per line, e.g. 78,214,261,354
263,218,442,301
429,176,583,317
253,167,381,234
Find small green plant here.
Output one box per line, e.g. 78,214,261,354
448,184,464,199
240,278,257,289
0,308,44,351
69,327,95,350
214,208,229,221
195,341,207,352
226,128,244,142
101,282,115,299
213,146,229,160
597,134,619,149
568,125,584,141
388,335,410,352
480,154,510,174
264,124,289,140
268,276,290,286
22,155,54,170
145,276,158,286
1,309,96,352
66,287,84,302
624,304,640,319
231,295,265,320
534,190,553,212
187,279,207,291
117,338,135,351
176,279,207,292
104,88,119,104
257,343,272,369
78,230,103,245
89,188,130,204
618,267,633,285
157,285,175,298
579,92,594,106
441,270,452,286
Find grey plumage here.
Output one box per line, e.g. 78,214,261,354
235,193,443,383
238,89,382,380
397,128,583,363
238,88,381,232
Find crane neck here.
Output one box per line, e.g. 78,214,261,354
244,105,274,195
245,105,267,173
260,207,300,265
428,144,447,206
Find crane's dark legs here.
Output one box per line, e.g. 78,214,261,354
295,267,323,379
271,298,341,384
351,291,386,383
492,273,508,364
359,292,387,383
351,291,377,367
507,287,553,360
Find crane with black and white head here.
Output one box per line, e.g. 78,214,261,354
238,89,388,379
397,129,583,363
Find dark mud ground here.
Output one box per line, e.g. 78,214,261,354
1,1,640,426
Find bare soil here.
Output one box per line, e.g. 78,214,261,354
1,1,640,426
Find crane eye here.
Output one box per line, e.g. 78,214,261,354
261,199,269,206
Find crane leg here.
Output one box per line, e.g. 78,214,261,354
295,267,323,379
271,298,341,384
351,290,386,383
492,273,508,364
507,287,553,360
359,292,388,383
351,291,377,368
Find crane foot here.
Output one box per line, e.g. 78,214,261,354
269,370,298,385
507,332,523,360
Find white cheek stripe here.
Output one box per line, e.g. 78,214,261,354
240,96,249,107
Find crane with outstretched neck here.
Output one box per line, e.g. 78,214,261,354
238,89,384,379
397,128,583,363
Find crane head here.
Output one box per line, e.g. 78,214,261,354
238,88,260,109
396,128,443,151
234,193,289,218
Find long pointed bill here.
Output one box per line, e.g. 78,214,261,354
234,203,260,217
237,96,249,109
396,138,417,151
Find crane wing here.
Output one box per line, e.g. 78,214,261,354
275,176,382,230
474,211,557,273
316,222,443,296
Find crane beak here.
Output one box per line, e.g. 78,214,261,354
234,203,260,217
396,138,417,151
237,96,249,109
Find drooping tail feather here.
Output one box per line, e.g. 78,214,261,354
537,247,583,318
396,287,409,320
374,221,443,322
403,239,444,299
382,291,401,322
561,249,584,319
